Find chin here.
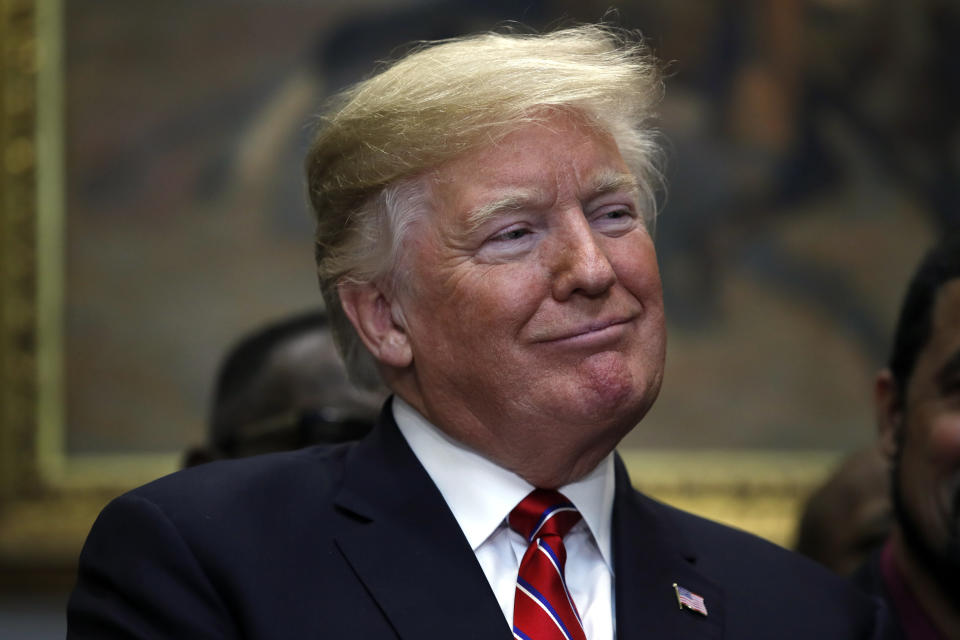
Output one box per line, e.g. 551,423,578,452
559,381,658,434
579,355,660,420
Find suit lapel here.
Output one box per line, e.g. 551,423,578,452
612,456,725,640
332,405,511,640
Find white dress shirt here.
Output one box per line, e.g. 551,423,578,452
393,397,616,640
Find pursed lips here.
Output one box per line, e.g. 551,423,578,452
532,316,636,344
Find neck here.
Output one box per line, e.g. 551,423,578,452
891,527,960,639
390,387,622,488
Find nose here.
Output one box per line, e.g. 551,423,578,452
550,213,617,301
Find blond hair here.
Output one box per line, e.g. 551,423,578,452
306,25,662,388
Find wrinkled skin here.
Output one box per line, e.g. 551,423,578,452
342,112,666,487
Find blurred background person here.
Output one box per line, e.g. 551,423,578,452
183,310,386,467
854,234,960,639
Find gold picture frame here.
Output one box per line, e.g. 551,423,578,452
0,0,179,581
0,0,844,582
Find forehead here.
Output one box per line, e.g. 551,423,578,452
910,278,960,392
428,114,631,212
927,279,960,354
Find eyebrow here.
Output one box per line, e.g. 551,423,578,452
461,171,640,236
463,190,544,235
936,347,960,393
590,170,640,199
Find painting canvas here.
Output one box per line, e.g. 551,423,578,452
62,0,940,458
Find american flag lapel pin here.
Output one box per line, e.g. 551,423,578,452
672,583,708,616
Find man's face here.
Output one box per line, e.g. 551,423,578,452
892,278,960,589
392,112,666,483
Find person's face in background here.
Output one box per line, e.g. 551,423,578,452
878,278,960,592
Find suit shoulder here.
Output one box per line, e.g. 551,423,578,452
651,495,846,580
638,492,884,631
125,444,351,527
71,444,365,638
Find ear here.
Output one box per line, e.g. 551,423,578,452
874,368,903,461
338,281,413,369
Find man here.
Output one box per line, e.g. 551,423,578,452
182,310,385,466
68,26,887,638
854,234,960,638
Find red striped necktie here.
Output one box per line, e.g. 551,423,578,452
509,489,588,640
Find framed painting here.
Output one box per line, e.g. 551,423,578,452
0,0,943,581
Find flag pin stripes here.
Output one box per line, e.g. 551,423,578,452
672,583,708,616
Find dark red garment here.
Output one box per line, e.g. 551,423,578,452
879,540,946,640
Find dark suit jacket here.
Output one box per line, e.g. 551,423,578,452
68,408,888,638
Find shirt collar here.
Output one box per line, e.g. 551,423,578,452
392,396,615,571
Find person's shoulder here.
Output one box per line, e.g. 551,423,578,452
637,493,888,636
145,441,348,489
70,443,364,637
652,495,854,586
120,443,353,530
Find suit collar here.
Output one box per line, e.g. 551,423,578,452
332,404,727,640
392,395,617,569
332,403,512,640
391,395,533,552
612,455,725,640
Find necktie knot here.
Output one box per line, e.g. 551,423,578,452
509,489,582,543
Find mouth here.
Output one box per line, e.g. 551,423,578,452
537,316,635,346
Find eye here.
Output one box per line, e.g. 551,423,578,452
489,227,532,243
940,377,960,398
476,223,539,262
590,205,637,233
601,209,630,220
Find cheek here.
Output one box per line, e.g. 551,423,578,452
433,266,543,344
610,238,662,299
929,411,960,466
457,264,543,309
